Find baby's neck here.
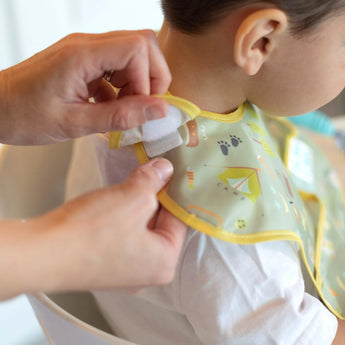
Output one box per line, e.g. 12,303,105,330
158,22,246,114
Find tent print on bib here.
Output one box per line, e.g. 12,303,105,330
218,167,262,203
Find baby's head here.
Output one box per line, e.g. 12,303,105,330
161,0,345,35
160,0,345,116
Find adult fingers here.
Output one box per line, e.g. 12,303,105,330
124,158,174,196
67,94,168,136
89,77,117,103
116,158,174,227
146,207,187,284
67,30,171,96
153,207,187,250
104,30,172,96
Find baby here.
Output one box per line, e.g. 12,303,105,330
66,1,345,344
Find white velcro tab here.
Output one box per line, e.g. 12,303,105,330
143,131,183,157
142,105,190,142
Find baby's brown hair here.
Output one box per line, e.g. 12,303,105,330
161,0,345,34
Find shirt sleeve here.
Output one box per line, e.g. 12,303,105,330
177,232,337,345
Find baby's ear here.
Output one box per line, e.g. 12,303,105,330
234,9,288,76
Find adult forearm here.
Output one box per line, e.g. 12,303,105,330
0,159,186,300
0,219,56,300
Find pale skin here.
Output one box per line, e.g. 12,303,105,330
0,30,187,301
0,157,185,298
158,5,345,343
0,30,172,145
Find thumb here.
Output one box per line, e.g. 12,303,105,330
124,158,174,196
75,95,169,135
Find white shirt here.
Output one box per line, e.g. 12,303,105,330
65,134,337,345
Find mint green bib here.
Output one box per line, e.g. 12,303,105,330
111,95,345,319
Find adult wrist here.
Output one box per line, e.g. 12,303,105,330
17,217,78,295
0,220,43,300
0,218,72,300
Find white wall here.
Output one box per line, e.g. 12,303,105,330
0,0,163,68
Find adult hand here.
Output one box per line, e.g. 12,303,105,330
0,158,187,300
0,30,171,145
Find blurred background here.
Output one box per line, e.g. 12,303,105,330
0,0,163,68
0,1,344,344
0,1,162,344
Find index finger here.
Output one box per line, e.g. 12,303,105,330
153,207,187,251
69,30,171,96
107,30,172,96
142,30,172,95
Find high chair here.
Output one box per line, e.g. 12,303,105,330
0,142,139,345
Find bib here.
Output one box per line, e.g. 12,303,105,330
110,95,345,319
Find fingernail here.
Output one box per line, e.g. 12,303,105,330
144,102,168,121
152,158,174,182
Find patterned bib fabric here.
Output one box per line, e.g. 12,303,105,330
109,95,345,319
